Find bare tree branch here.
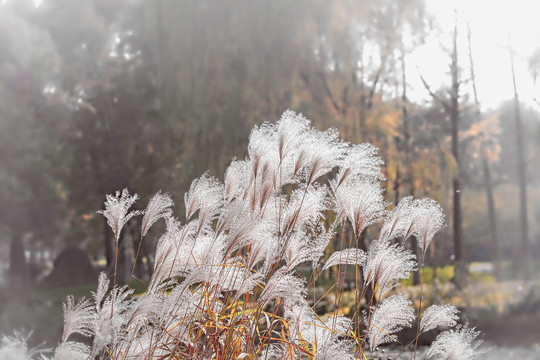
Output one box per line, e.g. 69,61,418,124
417,67,451,111
318,71,341,113
341,85,349,117
367,61,385,108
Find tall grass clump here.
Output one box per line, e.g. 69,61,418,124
8,111,482,359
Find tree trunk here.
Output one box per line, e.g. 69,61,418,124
450,15,467,288
483,157,503,280
410,237,422,285
468,25,502,281
400,50,421,286
103,217,114,266
8,232,30,295
393,164,401,205
510,45,532,280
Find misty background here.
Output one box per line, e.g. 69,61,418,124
1,0,539,352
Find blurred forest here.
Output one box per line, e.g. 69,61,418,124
1,0,540,292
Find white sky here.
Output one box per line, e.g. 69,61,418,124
407,0,540,110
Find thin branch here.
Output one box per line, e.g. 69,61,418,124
467,22,479,105
417,67,451,111
341,85,349,117
319,71,341,113
367,62,384,108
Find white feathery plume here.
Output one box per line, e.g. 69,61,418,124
247,229,279,273
219,202,277,270
184,172,224,225
262,343,288,360
299,128,346,185
276,110,310,162
97,189,142,241
0,333,28,360
0,331,50,360
153,228,221,282
148,217,196,291
276,111,311,184
366,294,414,350
211,260,261,297
215,200,241,237
49,111,458,360
285,299,316,333
248,121,279,183
420,304,459,333
299,312,353,346
224,159,251,201
254,170,278,212
379,197,445,258
379,196,415,243
61,296,95,341
92,285,134,358
125,293,163,334
332,178,386,238
409,198,445,257
288,302,355,358
314,341,355,360
363,240,417,297
326,314,353,335
163,283,205,322
189,231,226,269
123,332,171,360
427,325,483,360
323,248,366,271
54,342,90,360
335,143,384,187
258,270,306,306
93,272,109,310
280,184,328,237
286,302,354,359
284,223,333,271
140,191,173,237
222,204,264,254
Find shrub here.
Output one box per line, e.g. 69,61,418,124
4,111,482,359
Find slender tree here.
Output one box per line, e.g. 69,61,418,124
467,24,502,281
419,12,467,287
509,38,532,280
398,49,422,285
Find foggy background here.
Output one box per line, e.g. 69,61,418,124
1,0,539,354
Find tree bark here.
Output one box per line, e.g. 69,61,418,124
419,14,467,287
483,156,503,280
141,235,154,278
468,24,502,281
400,49,421,286
450,14,467,288
8,232,30,294
510,44,532,280
103,215,114,266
